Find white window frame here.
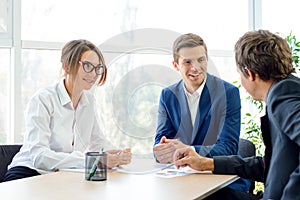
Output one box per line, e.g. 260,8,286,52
0,0,13,46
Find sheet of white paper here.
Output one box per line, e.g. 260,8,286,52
59,168,85,173
154,166,199,178
116,158,174,175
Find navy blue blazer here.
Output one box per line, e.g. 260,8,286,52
263,74,300,199
214,74,300,199
155,73,241,157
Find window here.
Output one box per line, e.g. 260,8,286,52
0,1,8,33
21,0,248,50
3,0,299,158
0,0,12,45
17,0,249,156
0,49,10,143
17,49,61,140
262,0,300,37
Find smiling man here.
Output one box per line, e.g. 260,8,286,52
174,30,300,200
153,33,250,192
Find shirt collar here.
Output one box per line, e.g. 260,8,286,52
183,76,207,97
57,78,90,108
57,78,72,106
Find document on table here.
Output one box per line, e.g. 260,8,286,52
154,166,200,178
116,157,202,178
116,158,174,175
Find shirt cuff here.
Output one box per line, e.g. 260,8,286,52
190,146,196,151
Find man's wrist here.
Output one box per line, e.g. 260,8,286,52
204,158,214,171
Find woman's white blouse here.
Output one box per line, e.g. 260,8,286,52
8,79,115,173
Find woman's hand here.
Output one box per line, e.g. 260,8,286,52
118,147,132,165
106,148,132,168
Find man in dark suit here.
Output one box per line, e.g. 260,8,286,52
153,33,250,192
174,30,300,200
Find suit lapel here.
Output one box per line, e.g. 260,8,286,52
173,81,193,144
191,84,211,143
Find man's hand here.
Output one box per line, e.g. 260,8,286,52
153,136,188,163
173,147,214,171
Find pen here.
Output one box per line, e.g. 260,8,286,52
88,148,104,180
161,163,175,170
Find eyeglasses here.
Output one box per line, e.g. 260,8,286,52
78,61,105,75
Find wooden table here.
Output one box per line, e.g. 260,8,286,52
0,169,237,200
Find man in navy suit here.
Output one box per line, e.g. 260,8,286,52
153,33,250,192
154,33,241,160
174,30,300,200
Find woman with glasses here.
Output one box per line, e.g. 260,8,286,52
2,39,132,182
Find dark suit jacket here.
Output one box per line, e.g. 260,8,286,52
154,73,241,157
213,74,300,200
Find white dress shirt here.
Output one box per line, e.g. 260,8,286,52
183,77,206,127
9,79,115,174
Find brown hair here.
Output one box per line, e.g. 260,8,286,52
60,39,107,86
235,30,295,81
173,33,208,63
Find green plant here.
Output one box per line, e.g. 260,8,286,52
241,104,264,156
232,80,265,156
286,32,300,69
